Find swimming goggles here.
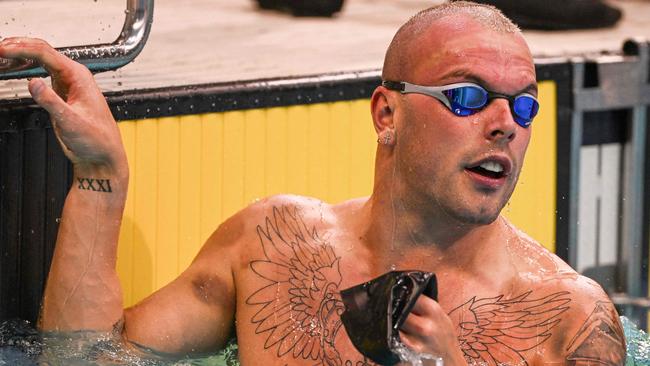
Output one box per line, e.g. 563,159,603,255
382,80,539,128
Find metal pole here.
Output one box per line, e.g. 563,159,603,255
0,0,154,80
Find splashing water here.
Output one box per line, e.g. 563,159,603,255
391,339,443,366
3,317,650,365
622,316,650,365
0,319,239,366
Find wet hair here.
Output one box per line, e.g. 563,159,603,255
382,1,521,81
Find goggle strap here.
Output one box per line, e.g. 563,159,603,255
382,80,405,92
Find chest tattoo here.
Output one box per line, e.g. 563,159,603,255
245,205,576,366
246,205,374,366
450,291,571,365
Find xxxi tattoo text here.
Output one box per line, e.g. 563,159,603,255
77,178,112,193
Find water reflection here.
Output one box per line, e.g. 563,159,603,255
2,316,649,365
0,319,238,366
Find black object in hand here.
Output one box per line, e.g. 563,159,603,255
339,271,437,366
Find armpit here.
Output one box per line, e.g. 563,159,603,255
565,301,626,365
191,274,234,308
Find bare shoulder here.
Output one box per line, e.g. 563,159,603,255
504,224,626,364
520,255,627,364
546,274,626,365
195,194,346,265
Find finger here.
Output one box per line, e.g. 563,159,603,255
28,78,79,130
400,311,430,336
409,294,437,316
398,330,423,353
28,78,81,159
29,78,66,113
0,37,77,77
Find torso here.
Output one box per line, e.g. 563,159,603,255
224,196,621,366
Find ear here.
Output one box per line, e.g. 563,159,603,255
370,86,396,137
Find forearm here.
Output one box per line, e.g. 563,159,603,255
39,163,129,331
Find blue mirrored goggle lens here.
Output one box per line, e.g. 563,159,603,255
512,95,539,127
443,86,539,127
443,86,487,116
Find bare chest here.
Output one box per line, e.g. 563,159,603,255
232,206,570,365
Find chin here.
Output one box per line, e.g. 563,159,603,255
449,204,502,226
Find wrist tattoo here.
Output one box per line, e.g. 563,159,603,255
77,178,112,193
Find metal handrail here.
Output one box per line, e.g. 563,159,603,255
0,0,154,80
611,293,650,310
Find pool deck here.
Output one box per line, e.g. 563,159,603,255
0,0,649,99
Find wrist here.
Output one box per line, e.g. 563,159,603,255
73,158,129,182
73,161,129,198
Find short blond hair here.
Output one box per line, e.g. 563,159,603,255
382,1,520,80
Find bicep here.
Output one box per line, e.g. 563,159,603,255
122,260,236,355
118,206,250,356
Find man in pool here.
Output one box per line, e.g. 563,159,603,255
0,1,626,365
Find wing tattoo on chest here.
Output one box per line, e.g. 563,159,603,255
449,290,571,365
246,205,374,366
245,205,574,366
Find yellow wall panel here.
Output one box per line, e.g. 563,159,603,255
179,115,203,270
265,108,288,196
199,113,223,244
244,110,267,203
349,100,376,197
328,103,352,203
222,112,246,221
132,119,158,302
117,121,136,307
156,117,180,287
287,106,310,196
116,86,557,305
307,104,330,201
503,81,557,252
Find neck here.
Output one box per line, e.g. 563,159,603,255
362,147,506,270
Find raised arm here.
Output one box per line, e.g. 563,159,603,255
0,38,236,356
1,37,128,331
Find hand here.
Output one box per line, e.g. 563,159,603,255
399,296,467,366
0,37,127,175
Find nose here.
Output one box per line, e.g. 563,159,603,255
483,98,517,144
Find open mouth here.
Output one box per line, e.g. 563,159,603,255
466,161,508,180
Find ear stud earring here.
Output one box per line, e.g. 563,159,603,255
377,130,395,145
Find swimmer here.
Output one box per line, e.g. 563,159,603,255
0,1,626,365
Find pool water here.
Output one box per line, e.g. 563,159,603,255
623,316,650,365
0,319,238,366
1,316,648,365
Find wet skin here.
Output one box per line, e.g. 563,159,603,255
0,13,625,366
384,17,536,228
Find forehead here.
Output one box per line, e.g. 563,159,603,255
407,15,536,93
